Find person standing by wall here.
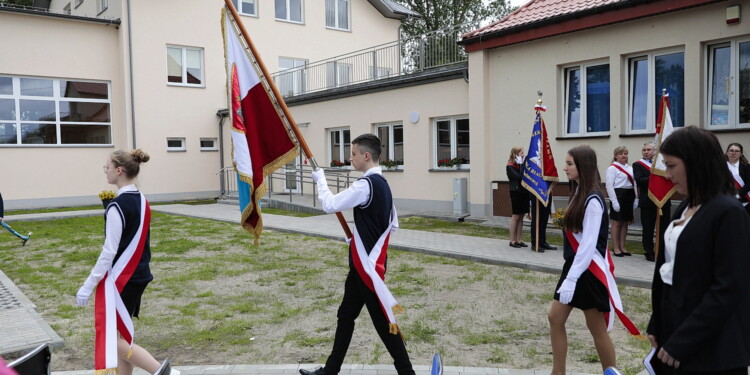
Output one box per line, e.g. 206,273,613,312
726,142,750,217
506,146,529,248
633,142,671,262
75,149,162,375
606,146,637,257
0,192,31,246
647,127,750,373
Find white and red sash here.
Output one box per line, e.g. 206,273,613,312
635,159,651,171
564,230,642,337
728,162,750,202
350,205,404,335
610,163,634,186
94,195,151,375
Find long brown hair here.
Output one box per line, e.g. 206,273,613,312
564,145,602,233
507,146,523,164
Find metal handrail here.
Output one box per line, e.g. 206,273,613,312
270,22,478,98
218,165,359,208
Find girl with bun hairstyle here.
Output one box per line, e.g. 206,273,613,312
506,146,530,248
76,149,163,375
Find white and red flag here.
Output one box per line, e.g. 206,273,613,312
648,92,677,207
223,8,298,243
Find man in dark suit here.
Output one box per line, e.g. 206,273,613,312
633,142,670,262
530,196,556,252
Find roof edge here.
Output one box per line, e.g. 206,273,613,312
367,0,420,20
0,4,121,25
460,0,723,50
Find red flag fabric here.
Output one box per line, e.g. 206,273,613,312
223,8,298,242
648,93,677,207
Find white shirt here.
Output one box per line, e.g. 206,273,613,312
606,162,635,207
566,194,604,281
660,205,700,285
315,166,399,230
81,184,137,292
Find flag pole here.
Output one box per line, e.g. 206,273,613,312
224,0,352,239
534,94,542,253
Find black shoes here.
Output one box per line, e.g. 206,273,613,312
645,253,655,262
509,241,520,248
538,243,557,250
300,368,326,375
516,242,528,247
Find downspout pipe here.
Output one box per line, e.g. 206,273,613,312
127,0,137,147
216,109,229,197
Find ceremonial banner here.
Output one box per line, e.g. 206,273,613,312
223,8,299,242
648,92,677,207
522,106,558,206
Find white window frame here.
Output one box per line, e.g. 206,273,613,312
166,45,205,88
327,127,351,168
706,38,750,130
98,0,107,14
275,0,304,24
562,60,610,137
232,0,258,17
432,116,470,169
0,75,112,147
626,48,684,134
375,122,404,170
325,0,350,31
199,137,218,151
167,137,186,152
278,57,307,97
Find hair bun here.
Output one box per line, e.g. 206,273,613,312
131,149,150,163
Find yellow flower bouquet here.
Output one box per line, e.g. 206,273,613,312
551,208,566,229
98,190,116,200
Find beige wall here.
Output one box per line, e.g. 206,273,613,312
288,78,470,213
0,12,125,207
480,2,750,192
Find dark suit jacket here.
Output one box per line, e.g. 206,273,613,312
647,194,750,372
506,163,523,192
739,163,750,204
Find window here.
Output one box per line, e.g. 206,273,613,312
166,46,204,87
376,122,403,168
275,0,303,23
167,137,186,152
708,39,750,129
75,0,83,7
326,0,349,30
278,57,307,97
328,128,350,167
200,138,217,151
627,51,684,132
98,0,107,13
63,3,71,14
0,75,111,146
231,0,257,16
434,116,469,169
326,62,352,88
563,62,610,135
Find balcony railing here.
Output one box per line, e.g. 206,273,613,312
270,22,477,98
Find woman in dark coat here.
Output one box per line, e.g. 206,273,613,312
506,146,529,248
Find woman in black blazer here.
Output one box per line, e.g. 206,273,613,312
647,127,750,374
725,142,750,216
506,146,529,248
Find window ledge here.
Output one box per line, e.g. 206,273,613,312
167,83,206,89
619,132,655,138
325,26,351,32
275,18,305,25
382,169,404,172
429,168,470,172
555,134,610,140
705,127,750,133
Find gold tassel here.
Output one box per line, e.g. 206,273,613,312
392,304,405,315
389,323,400,335
95,368,118,375
126,348,134,360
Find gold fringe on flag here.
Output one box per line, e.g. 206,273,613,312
388,323,400,335
126,348,133,360
392,304,405,315
95,368,118,375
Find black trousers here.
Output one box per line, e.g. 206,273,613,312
325,271,414,375
530,198,551,247
640,204,671,255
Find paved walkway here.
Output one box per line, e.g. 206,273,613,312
1,201,655,375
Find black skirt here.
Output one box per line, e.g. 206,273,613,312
509,191,530,215
120,281,149,318
609,188,635,222
554,258,610,312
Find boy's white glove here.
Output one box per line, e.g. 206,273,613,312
312,169,326,184
633,198,639,210
557,278,577,305
611,201,620,212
